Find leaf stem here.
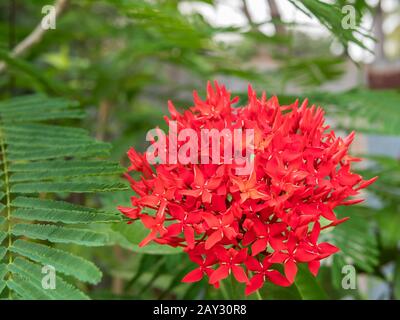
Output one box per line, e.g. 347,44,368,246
219,280,230,300
0,125,12,299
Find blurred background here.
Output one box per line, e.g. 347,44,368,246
0,0,399,300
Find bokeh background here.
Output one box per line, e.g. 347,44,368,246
0,0,399,300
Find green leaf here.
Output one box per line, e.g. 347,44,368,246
10,240,102,284
111,222,181,255
0,95,126,299
9,161,123,182
0,247,6,260
9,258,89,300
294,264,328,300
7,274,54,300
288,0,373,51
0,50,66,94
3,123,88,139
7,143,111,161
0,231,7,244
10,160,119,172
307,89,400,135
1,110,85,122
331,254,347,290
0,263,6,279
11,181,127,193
0,280,6,295
0,95,77,111
331,207,379,273
12,224,109,246
375,208,400,250
12,197,121,224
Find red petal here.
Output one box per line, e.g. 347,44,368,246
139,229,157,247
205,230,223,250
193,165,205,186
207,177,223,189
117,206,139,219
338,167,361,186
245,274,264,296
245,256,262,271
167,203,185,219
140,195,160,207
222,213,234,226
318,243,339,257
232,265,249,284
357,176,378,190
284,260,298,284
223,226,236,240
233,248,249,263
202,213,220,228
269,237,285,251
140,215,156,228
202,191,212,203
320,204,337,221
269,252,287,264
182,268,203,283
251,238,268,256
166,223,182,237
212,246,230,262
253,220,267,236
340,198,364,206
188,254,204,265
266,270,290,287
156,200,168,219
183,226,195,249
286,233,297,253
295,247,317,262
308,260,320,276
209,265,230,284
242,230,256,246
310,222,320,244
180,189,202,197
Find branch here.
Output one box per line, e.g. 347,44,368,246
373,0,386,63
241,0,256,29
266,0,285,35
96,99,112,141
0,0,68,74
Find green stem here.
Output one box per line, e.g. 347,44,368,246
0,126,12,299
219,281,230,300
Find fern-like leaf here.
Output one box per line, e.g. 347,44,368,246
308,89,400,135
328,206,379,290
0,95,127,299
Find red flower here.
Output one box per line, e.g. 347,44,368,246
245,256,290,295
180,165,223,203
268,233,317,284
202,212,237,250
182,244,218,285
166,204,202,249
208,247,249,285
118,81,377,296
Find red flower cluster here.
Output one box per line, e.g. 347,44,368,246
118,81,376,295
